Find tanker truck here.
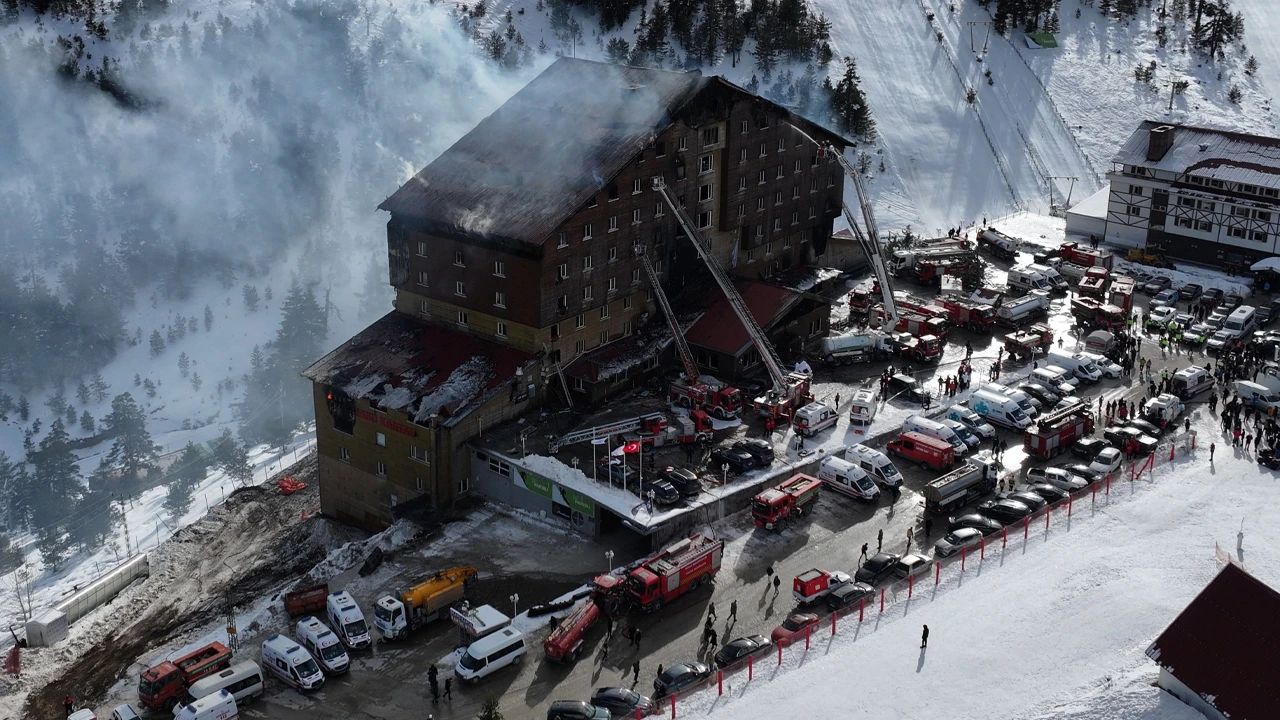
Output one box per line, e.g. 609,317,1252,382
373,566,478,641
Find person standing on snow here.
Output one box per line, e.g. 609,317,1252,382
920,625,929,649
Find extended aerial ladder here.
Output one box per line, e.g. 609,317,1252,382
634,246,743,419
651,178,812,419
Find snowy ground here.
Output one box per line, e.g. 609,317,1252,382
677,406,1278,720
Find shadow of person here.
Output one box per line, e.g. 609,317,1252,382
916,647,927,673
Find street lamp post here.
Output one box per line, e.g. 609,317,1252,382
605,550,615,574
510,593,520,618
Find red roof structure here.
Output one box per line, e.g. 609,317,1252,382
1144,562,1280,720
302,313,535,428
685,279,801,356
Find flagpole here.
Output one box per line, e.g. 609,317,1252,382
607,435,612,489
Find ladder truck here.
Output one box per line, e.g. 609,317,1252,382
652,178,812,420
634,245,743,420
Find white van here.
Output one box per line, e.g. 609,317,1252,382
817,456,880,501
261,635,325,692
944,405,996,439
1079,351,1123,379
456,627,526,684
110,706,142,720
1046,350,1102,384
1223,306,1257,338
326,590,371,650
1008,266,1052,292
1031,368,1077,397
179,662,264,713
842,444,902,489
847,387,878,428
968,389,1031,429
902,415,968,456
984,382,1041,417
174,690,237,720
1040,366,1080,392
1027,263,1068,292
296,616,350,675
1234,380,1280,410
1170,366,1214,399
792,401,838,438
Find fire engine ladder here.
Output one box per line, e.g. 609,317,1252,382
544,343,575,411
549,412,666,453
651,178,789,396
635,245,700,383
1034,402,1090,430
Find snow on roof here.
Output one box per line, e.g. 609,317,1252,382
686,279,803,356
302,312,534,428
1066,186,1109,220
773,266,843,294
1144,563,1280,719
1113,121,1280,189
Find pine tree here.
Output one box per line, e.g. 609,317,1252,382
204,304,215,331
165,442,207,518
191,372,203,391
150,329,166,356
94,370,118,405
30,419,82,567
18,395,28,421
1228,84,1242,103
134,373,142,387
68,488,118,552
1246,55,1259,74
80,410,95,433
76,379,92,406
216,428,254,486
243,284,260,312
46,385,68,418
0,450,29,531
179,352,191,378
143,378,157,398
65,403,77,426
477,696,504,720
102,393,160,497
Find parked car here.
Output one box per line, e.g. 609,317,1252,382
1150,288,1180,308
942,419,982,450
934,528,985,557
1132,270,1154,286
1221,294,1243,311
997,490,1047,512
1207,329,1235,353
1183,323,1212,345
1142,275,1173,294
946,513,1003,536
946,405,996,439
589,688,654,718
854,553,901,585
1173,312,1195,329
731,438,775,465
1179,283,1202,301
771,613,821,647
1024,466,1088,491
712,636,770,669
1198,287,1224,308
653,662,712,698
1205,311,1228,330
825,581,876,612
1017,383,1060,408
887,373,929,403
658,466,702,497
636,479,679,505
1062,463,1104,484
893,554,932,581
1258,305,1276,328
709,447,756,475
1146,306,1177,329
1014,483,1068,504
1126,418,1165,437
547,701,611,720
976,498,1033,525
1071,437,1109,460
1103,426,1158,455
1089,447,1123,475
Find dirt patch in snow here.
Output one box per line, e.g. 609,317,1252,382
13,453,332,720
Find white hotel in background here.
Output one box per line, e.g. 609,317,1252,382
1067,120,1280,272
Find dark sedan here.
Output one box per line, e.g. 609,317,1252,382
825,581,876,611
1071,437,1109,460
1221,293,1243,311
1104,426,1158,455
1014,483,1068,504
732,438,775,465
589,688,653,718
709,447,756,475
947,513,1003,536
1062,463,1104,484
658,466,702,497
854,553,901,585
976,498,1033,525
1179,283,1203,301
713,635,770,669
998,490,1047,512
1018,383,1061,407
1126,418,1165,437
1142,275,1173,294
1198,287,1224,308
635,479,679,505
653,662,712,698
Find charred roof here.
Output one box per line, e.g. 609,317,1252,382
378,58,846,248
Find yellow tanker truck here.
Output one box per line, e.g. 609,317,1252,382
372,566,477,640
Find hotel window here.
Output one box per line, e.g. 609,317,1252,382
632,209,642,224
1233,206,1251,217
811,179,819,193
1255,210,1272,222
697,211,712,229
574,340,586,354
340,447,350,462
655,202,665,217
607,183,619,201
791,211,800,225
583,255,593,272
755,224,764,238
783,236,792,249
454,281,466,297
655,141,666,157
496,322,508,338
622,320,633,336
792,185,801,199
809,205,817,218
773,218,782,232
765,243,774,256
678,136,688,151
778,138,786,151
1228,227,1247,239
609,246,618,262
757,198,766,211
410,446,429,464
632,179,642,194
550,323,559,338
608,276,618,292
739,177,748,191
583,223,594,240
775,191,783,205
737,203,746,217
600,331,609,345
702,127,719,145
608,216,618,232
493,260,505,276
1127,206,1141,216
623,296,633,310
582,285,594,301
376,463,386,477
418,299,430,317
376,432,387,447
757,170,766,185
494,291,506,308
632,268,641,283
600,304,610,320
417,271,428,287
827,174,835,187
558,231,569,247
739,149,747,164
699,184,714,202
457,310,468,325
699,155,714,174
453,251,464,266
747,249,756,262
759,142,767,157
417,241,427,256
1195,220,1213,232
776,165,784,179
1252,231,1269,242
558,263,569,280
794,159,802,174
1129,185,1144,195
1174,217,1193,229
575,313,586,329
740,120,748,134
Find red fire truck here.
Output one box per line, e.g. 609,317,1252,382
591,533,723,614
669,380,743,420
543,598,600,663
1059,241,1114,270
1107,275,1135,313
1077,266,1109,299
894,312,950,342
1070,297,1127,331
1003,323,1054,362
887,332,943,362
938,297,997,333
1024,404,1095,459
848,280,878,314
751,474,821,530
893,292,950,321
138,642,233,711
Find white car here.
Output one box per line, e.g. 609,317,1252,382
1079,351,1122,379
1206,329,1236,353
934,528,985,558
1089,447,1123,475
942,419,983,450
1024,466,1088,492
1147,305,1177,328
945,405,996,439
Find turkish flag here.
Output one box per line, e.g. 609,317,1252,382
622,441,641,454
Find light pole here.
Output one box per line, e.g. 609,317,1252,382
510,593,520,618
722,463,729,487
605,550,615,574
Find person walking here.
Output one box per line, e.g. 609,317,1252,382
772,575,781,595
906,527,914,550
64,697,74,718
444,677,452,701
708,628,718,648
633,660,641,684
1210,442,1216,462
860,542,869,563
708,602,716,622
920,625,929,649
633,627,643,649
430,677,440,704
605,613,614,638
729,599,738,622
877,528,884,552
924,517,933,537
